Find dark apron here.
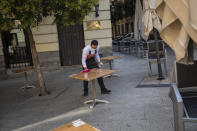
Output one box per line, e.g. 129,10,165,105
86,50,99,69
83,50,106,91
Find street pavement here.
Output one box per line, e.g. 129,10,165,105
0,49,196,131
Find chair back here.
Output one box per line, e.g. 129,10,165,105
147,40,164,52
147,40,165,59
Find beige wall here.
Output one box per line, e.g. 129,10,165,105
33,0,113,52
32,16,59,53
83,0,112,48
32,0,113,52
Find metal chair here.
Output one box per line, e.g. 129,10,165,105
119,40,131,54
146,40,168,76
142,41,148,58
169,61,197,131
129,40,137,54
112,40,119,52
135,41,147,58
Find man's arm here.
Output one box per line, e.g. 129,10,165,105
96,46,103,66
82,48,88,69
96,46,100,62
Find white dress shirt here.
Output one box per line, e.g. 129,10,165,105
82,45,100,68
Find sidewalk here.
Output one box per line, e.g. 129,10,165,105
0,50,183,131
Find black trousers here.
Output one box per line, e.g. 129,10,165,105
83,77,106,92
83,58,106,92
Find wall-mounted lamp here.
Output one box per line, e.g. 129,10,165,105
95,4,99,17
110,0,115,15
110,5,115,15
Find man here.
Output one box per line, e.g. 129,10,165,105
82,40,111,96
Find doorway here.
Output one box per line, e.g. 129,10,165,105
57,24,85,66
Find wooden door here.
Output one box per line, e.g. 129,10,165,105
57,24,85,66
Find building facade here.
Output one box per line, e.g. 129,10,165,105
111,0,135,39
84,0,112,56
0,0,112,79
112,16,134,39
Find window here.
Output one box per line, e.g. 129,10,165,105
121,24,124,35
118,25,121,35
2,29,33,68
115,25,118,36
131,22,134,32
125,23,129,34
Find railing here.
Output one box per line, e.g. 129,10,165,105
7,47,33,68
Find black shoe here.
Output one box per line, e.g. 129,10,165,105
101,89,111,94
84,91,88,97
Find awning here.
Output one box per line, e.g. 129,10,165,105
156,0,197,64
134,0,148,40
142,0,162,36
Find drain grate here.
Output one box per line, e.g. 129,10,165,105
136,84,170,88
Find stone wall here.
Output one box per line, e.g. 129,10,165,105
0,0,113,78
83,0,113,56
0,17,60,79
37,51,60,70
32,16,60,68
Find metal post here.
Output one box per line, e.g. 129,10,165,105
109,60,112,70
153,28,164,80
92,79,96,100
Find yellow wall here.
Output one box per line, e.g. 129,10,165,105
0,1,113,54
36,43,59,52
32,17,59,53
83,0,112,48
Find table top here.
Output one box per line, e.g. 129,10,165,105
51,120,100,131
69,68,116,81
101,56,123,61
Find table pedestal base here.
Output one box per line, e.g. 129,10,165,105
104,74,120,78
84,79,110,109
21,85,36,90
21,72,36,90
84,99,109,109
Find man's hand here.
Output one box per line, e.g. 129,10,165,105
99,62,103,66
84,67,88,70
